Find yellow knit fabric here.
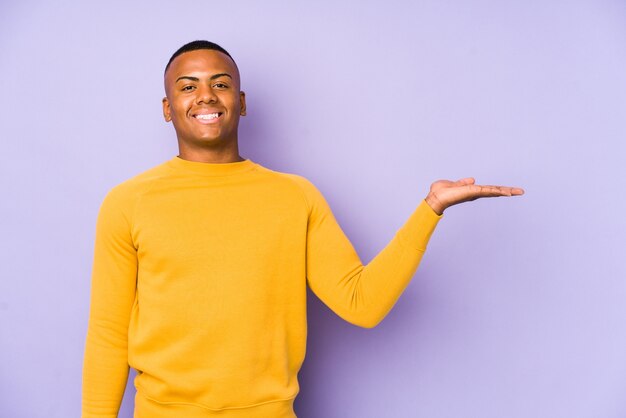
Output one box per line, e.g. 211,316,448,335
81,155,442,418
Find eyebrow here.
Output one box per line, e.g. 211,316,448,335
175,73,233,83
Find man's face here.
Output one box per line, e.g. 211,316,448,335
162,49,246,148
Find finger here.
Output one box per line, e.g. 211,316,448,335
487,185,525,196
471,185,524,197
469,185,504,197
454,177,475,186
464,185,500,197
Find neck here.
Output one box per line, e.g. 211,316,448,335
177,142,244,163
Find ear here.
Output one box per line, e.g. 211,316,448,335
239,91,247,116
162,97,172,122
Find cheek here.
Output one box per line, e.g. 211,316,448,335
171,101,190,118
224,93,240,107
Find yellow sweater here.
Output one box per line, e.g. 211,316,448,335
81,155,442,418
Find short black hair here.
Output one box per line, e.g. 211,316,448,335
164,40,236,75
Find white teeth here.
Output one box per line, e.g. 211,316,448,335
195,113,219,120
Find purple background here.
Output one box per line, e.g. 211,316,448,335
1,1,625,417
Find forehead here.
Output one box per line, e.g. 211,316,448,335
165,49,240,84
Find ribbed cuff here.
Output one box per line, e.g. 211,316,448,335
396,199,443,251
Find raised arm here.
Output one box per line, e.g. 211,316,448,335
301,176,523,329
82,187,138,418
299,175,439,328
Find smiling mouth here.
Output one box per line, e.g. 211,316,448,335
194,112,221,120
192,112,223,124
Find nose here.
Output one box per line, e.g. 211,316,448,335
196,84,217,104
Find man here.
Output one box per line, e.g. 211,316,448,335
81,40,523,418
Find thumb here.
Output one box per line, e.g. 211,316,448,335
454,177,475,186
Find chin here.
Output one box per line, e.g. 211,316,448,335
194,136,231,145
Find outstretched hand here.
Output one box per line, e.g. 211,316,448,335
424,178,524,215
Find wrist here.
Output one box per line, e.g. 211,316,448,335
425,192,445,216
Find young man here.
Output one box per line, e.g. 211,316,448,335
81,40,523,418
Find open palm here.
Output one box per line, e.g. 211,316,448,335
425,177,524,215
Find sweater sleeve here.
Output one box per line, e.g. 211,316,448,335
82,186,138,418
299,177,442,328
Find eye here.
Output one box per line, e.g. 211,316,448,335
213,82,229,89
181,85,195,92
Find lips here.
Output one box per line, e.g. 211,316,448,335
195,113,219,120
191,109,223,124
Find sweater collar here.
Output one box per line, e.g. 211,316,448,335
166,155,257,176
